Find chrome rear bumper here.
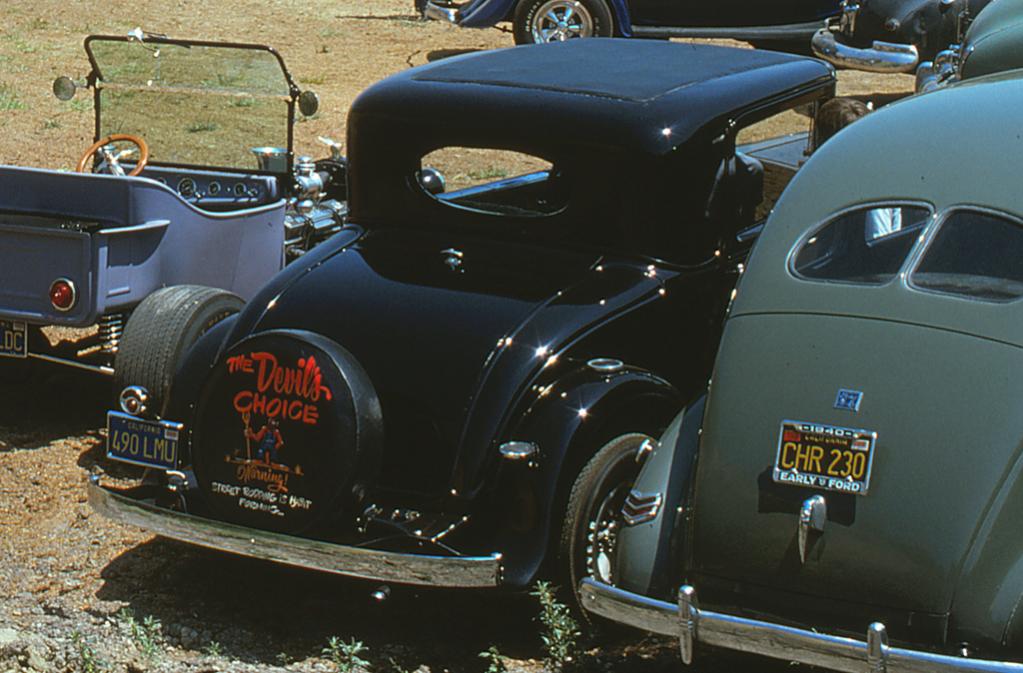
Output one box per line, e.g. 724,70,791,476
811,27,919,73
423,1,460,23
580,579,1023,673
89,477,502,588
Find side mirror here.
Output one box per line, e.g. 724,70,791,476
298,90,319,117
53,76,77,101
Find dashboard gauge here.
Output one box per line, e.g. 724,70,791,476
177,177,197,198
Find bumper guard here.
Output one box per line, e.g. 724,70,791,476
580,579,1023,673
423,2,460,23
89,476,502,588
811,27,919,73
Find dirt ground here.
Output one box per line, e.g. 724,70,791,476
0,2,915,672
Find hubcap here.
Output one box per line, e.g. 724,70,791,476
531,0,595,43
585,480,631,584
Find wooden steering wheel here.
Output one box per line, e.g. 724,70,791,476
76,133,149,176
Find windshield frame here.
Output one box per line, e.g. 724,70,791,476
83,33,302,175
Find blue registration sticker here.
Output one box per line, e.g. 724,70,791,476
107,411,183,470
0,320,27,358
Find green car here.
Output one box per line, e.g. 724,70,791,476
580,68,1023,671
917,0,1023,91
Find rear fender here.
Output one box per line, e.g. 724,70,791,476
949,445,1023,649
615,395,705,600
486,364,680,587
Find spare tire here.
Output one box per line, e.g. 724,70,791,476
192,330,382,534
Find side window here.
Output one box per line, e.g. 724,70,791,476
736,109,812,222
792,205,931,285
418,147,565,217
911,209,1023,302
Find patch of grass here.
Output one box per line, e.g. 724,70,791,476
11,39,37,54
118,607,162,660
479,645,507,673
203,640,222,657
322,637,369,673
276,650,294,666
27,17,48,31
68,99,90,113
0,83,24,111
43,118,60,129
230,97,256,108
186,120,219,133
72,631,107,673
467,166,509,181
302,74,328,86
532,581,581,672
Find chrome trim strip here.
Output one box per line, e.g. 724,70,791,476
580,580,1023,673
811,28,919,73
89,478,503,588
423,2,460,23
631,20,826,40
28,352,114,376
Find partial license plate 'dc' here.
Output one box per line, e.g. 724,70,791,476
773,420,876,496
0,320,27,359
107,411,183,471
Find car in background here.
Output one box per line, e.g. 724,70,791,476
916,0,1023,90
0,30,345,412
812,0,993,73
581,66,1023,670
419,0,841,47
88,40,834,609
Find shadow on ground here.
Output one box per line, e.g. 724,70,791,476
0,361,110,451
95,538,801,672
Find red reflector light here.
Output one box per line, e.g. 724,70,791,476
49,279,76,311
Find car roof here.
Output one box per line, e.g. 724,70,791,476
347,39,835,157
732,68,1023,346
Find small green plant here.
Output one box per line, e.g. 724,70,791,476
43,118,60,129
322,636,370,673
276,650,294,665
531,581,581,672
479,645,507,673
467,167,509,181
203,640,223,657
186,120,219,133
118,607,162,659
68,99,90,113
72,631,106,673
0,83,24,111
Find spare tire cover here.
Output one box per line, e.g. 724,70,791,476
193,330,381,534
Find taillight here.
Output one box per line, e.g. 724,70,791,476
49,278,76,312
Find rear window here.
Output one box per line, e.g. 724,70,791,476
911,209,1023,302
418,147,565,218
792,204,931,285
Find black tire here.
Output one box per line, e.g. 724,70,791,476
513,0,614,45
560,432,653,621
114,285,243,416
